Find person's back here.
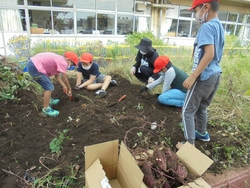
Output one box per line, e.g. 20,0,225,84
170,65,188,93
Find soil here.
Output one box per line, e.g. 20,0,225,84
0,74,248,188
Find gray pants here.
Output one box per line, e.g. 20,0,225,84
182,73,221,144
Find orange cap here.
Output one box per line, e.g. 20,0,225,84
64,51,78,65
188,0,220,11
153,56,170,73
79,53,93,63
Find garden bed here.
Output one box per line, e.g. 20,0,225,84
0,74,249,187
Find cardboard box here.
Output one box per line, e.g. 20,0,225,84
177,142,214,188
30,28,44,34
85,141,213,188
85,140,147,188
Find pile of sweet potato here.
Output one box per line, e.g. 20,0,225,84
137,146,189,188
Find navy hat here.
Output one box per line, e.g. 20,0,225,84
135,38,154,54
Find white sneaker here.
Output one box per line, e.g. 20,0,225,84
95,89,107,97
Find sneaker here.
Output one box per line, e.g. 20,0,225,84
95,89,107,97
109,80,117,86
195,130,210,141
49,98,60,105
176,107,182,112
42,106,59,117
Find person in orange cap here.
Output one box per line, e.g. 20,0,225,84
26,51,78,117
140,56,188,108
74,52,117,97
176,0,224,149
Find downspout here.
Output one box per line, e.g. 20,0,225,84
158,0,163,38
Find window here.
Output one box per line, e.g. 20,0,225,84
53,11,74,34
29,10,51,33
97,0,115,11
18,0,24,5
77,12,96,34
228,13,237,22
226,24,236,35
52,0,74,8
3,0,23,5
28,0,50,6
166,19,177,37
238,14,245,23
135,16,150,32
117,14,133,35
218,11,228,21
178,20,190,37
117,0,133,12
76,0,95,9
235,25,243,36
179,6,192,18
97,14,115,35
247,15,250,24
0,9,25,31
191,21,200,37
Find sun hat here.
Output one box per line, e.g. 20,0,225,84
188,0,220,11
135,38,154,54
153,56,170,73
64,51,78,65
79,52,93,63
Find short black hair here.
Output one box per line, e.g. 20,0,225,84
209,1,220,12
197,1,220,12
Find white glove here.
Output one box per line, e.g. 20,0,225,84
148,77,154,84
130,66,136,75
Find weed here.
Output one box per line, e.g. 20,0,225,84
211,142,220,163
49,129,70,154
134,103,144,110
33,164,81,188
137,132,143,137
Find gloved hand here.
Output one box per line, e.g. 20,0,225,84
140,86,148,93
73,85,84,90
148,77,154,84
130,66,136,75
73,86,80,91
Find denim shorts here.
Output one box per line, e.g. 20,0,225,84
83,73,106,84
26,59,54,91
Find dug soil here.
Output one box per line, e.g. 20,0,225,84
0,74,249,187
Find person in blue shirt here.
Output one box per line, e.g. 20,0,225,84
140,56,188,108
74,52,117,97
176,0,224,149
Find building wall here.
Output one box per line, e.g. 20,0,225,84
0,0,249,56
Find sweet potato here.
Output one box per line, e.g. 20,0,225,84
153,147,167,171
141,162,156,188
162,180,171,188
175,162,188,180
162,147,180,171
162,147,178,162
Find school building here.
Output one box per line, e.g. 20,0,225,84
0,0,249,55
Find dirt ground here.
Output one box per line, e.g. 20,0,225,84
0,74,248,187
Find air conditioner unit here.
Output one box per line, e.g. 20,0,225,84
136,3,147,11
